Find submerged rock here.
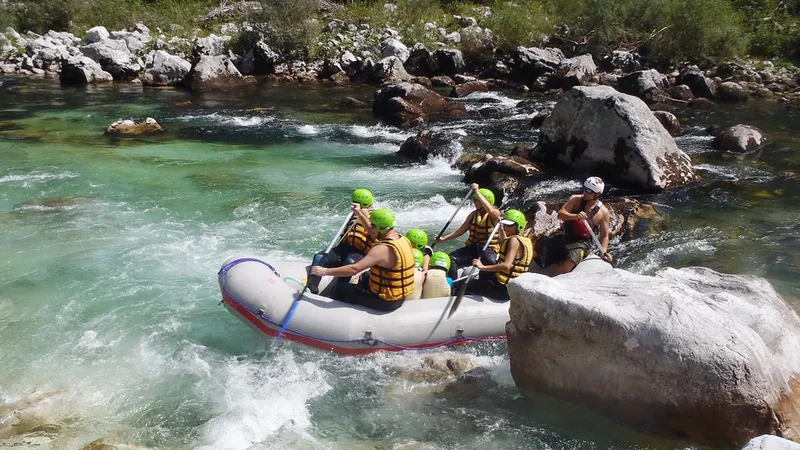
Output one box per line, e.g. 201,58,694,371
507,262,800,447
106,118,163,136
373,82,468,128
529,85,696,191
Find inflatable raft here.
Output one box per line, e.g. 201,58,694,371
218,256,510,355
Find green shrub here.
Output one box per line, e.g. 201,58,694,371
395,0,447,46
12,0,77,34
251,0,321,60
485,1,553,53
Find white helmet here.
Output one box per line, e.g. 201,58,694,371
583,176,605,194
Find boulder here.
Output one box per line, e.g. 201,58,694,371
529,86,696,191
618,69,669,103
652,111,681,136
713,124,766,153
59,56,113,84
84,26,109,44
431,75,455,87
142,50,190,86
548,54,597,89
450,80,488,98
380,38,410,62
188,55,254,91
677,65,717,99
404,44,438,76
434,48,465,75
507,264,800,447
106,117,164,136
599,50,643,73
192,34,231,59
717,81,749,102
80,38,142,80
463,154,541,189
373,82,468,128
669,84,694,101
239,41,280,75
741,435,800,450
511,47,565,83
397,129,461,161
373,56,411,84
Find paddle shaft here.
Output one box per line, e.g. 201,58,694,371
447,220,502,318
432,188,474,248
583,219,605,253
277,211,355,341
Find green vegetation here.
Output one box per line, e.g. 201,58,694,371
0,0,797,65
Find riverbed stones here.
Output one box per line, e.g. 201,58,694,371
507,263,800,447
59,56,113,84
713,124,766,152
529,85,696,191
373,82,468,128
142,50,190,86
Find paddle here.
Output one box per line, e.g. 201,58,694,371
447,220,502,318
432,188,474,248
583,219,613,264
276,211,355,342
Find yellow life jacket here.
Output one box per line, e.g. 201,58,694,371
495,235,534,286
422,269,451,299
464,210,500,252
343,208,373,253
368,236,416,301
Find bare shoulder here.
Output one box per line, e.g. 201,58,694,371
562,194,582,210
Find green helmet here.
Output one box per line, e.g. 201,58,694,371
431,251,451,271
502,209,526,232
412,248,424,268
406,228,428,248
370,208,396,233
351,188,373,208
473,188,495,206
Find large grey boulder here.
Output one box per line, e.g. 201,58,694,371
618,69,669,103
742,435,800,450
717,81,749,102
548,54,597,89
713,124,766,153
677,65,717,99
59,56,113,84
381,38,410,62
84,26,109,44
80,38,142,80
192,34,231,59
529,85,696,191
507,259,800,447
188,55,253,91
511,46,565,82
142,50,190,86
373,56,411,84
404,44,438,76
434,48,465,75
373,82,468,128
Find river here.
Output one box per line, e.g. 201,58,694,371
0,76,798,449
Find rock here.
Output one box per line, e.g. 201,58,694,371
463,154,541,188
434,49,465,75
338,97,368,109
741,435,800,450
599,50,643,73
373,82,468,128
59,56,113,84
188,55,254,91
512,47,565,83
373,56,411,84
397,129,461,161
618,69,669,103
192,34,231,59
529,86,696,191
380,38,410,62
548,54,597,89
670,84,694,101
404,44,438,76
80,38,142,80
507,264,800,447
451,80,488,98
717,81,749,102
713,124,766,153
239,41,280,75
689,97,715,108
84,26,109,44
677,65,717,99
106,117,164,136
529,110,551,128
652,111,681,136
142,50,190,86
431,75,455,87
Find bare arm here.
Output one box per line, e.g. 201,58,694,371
436,211,474,242
311,245,389,277
557,195,586,221
473,238,519,273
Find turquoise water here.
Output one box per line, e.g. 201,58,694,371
0,76,798,449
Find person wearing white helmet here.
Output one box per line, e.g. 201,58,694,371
551,176,613,274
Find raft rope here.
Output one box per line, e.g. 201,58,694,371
217,258,505,351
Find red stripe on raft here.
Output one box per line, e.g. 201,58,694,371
221,294,504,355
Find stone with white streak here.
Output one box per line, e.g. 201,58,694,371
507,257,800,447
530,85,696,191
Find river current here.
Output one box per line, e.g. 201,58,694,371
0,76,798,449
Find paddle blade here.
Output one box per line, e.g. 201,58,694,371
447,269,472,318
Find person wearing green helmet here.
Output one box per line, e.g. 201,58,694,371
405,228,433,271
467,209,534,300
434,183,502,273
307,188,376,294
421,251,454,298
311,208,417,311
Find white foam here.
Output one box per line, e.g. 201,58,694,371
0,171,78,186
296,124,319,135
173,113,275,127
345,125,414,142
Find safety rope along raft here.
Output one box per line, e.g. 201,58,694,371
218,258,505,350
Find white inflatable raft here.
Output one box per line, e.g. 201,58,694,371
218,256,510,355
